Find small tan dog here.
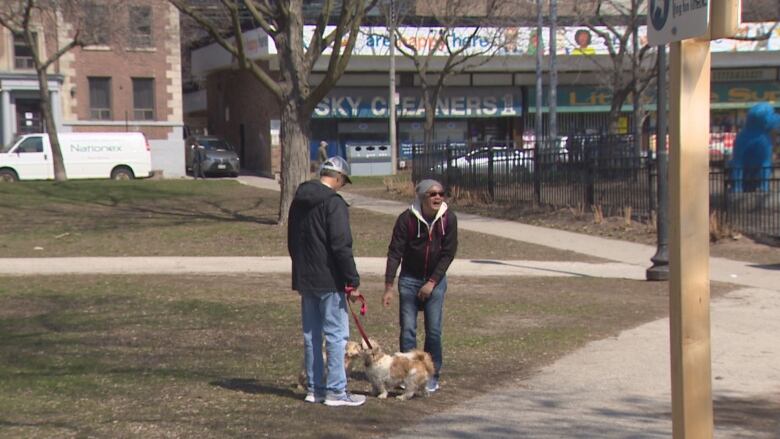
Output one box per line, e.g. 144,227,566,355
297,340,363,390
362,341,434,400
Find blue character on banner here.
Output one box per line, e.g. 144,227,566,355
730,103,780,192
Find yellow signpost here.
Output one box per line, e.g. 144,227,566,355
648,0,740,437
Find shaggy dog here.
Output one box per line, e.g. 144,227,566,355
362,342,434,400
297,340,363,390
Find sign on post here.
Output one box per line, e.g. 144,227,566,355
648,0,711,45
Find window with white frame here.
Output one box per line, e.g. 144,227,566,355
88,77,112,120
85,3,110,45
132,78,155,120
129,6,153,48
13,33,36,69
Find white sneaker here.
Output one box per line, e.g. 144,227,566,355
304,392,325,403
323,392,366,407
426,377,439,393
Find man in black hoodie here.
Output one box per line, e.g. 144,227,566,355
287,156,365,407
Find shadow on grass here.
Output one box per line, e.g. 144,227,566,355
3,181,279,228
211,378,299,400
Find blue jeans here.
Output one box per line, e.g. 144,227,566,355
398,275,447,378
300,291,349,397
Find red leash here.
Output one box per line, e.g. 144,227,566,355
345,288,373,350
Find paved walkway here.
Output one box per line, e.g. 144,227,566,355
236,175,780,438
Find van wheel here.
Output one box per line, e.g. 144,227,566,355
111,167,135,180
0,169,18,182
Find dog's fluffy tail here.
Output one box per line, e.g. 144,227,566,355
415,351,435,376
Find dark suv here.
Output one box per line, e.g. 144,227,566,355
185,135,240,177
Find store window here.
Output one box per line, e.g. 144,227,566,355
13,33,35,69
129,6,153,48
132,78,155,120
88,77,112,120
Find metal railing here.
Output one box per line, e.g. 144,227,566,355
412,135,780,238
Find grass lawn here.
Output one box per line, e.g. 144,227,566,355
0,274,746,439
0,179,597,262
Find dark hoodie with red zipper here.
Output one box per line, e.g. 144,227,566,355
385,200,458,286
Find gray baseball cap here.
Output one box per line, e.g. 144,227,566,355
320,156,352,183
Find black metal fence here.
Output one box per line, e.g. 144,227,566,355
412,135,780,238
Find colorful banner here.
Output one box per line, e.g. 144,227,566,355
266,22,780,56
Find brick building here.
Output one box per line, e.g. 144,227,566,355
0,1,184,177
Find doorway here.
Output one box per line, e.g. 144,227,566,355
16,99,43,134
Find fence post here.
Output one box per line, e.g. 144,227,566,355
445,141,453,189
586,141,595,207
722,160,728,226
488,146,495,202
534,137,541,205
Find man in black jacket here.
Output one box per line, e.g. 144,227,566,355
288,156,365,407
382,179,458,393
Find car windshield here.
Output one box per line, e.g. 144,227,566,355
199,138,234,151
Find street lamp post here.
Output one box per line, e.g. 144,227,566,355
388,0,398,174
647,45,669,281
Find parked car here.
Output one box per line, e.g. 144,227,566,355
185,135,240,177
432,146,535,177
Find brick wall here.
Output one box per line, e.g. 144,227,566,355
207,65,279,176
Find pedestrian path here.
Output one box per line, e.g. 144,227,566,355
237,175,780,438
0,256,646,280
239,175,779,290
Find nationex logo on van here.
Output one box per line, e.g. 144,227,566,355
69,144,124,153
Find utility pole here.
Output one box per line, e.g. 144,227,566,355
388,0,398,174
549,0,557,147
535,0,543,144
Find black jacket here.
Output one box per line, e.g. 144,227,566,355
288,180,360,293
385,203,458,285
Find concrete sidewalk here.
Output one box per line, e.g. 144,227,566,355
238,175,780,438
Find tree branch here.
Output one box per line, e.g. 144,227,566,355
170,0,283,99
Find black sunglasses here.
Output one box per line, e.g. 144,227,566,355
427,191,445,198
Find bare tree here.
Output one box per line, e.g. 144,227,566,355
389,0,513,145
0,0,117,180
170,0,374,224
572,0,656,135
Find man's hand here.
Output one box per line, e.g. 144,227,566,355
382,284,394,308
417,280,435,302
346,288,360,303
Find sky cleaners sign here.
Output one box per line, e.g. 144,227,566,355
313,88,521,119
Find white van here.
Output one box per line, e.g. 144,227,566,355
0,132,152,182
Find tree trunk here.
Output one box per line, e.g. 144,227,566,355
277,98,311,225
422,87,436,147
424,102,436,147
36,66,67,180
